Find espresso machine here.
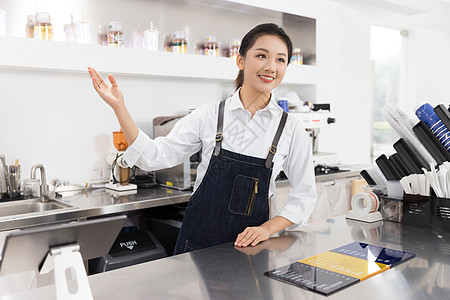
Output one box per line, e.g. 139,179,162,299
152,115,199,190
289,105,340,167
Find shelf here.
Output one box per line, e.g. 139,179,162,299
0,36,316,85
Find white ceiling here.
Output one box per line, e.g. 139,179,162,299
329,0,450,32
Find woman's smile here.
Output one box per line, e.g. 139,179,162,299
258,75,275,82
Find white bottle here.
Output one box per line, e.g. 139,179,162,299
75,13,91,44
144,22,159,51
0,6,7,36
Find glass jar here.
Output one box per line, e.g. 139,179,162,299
291,47,303,65
229,38,240,58
26,14,35,38
205,35,218,57
107,21,124,47
172,31,187,54
34,12,53,40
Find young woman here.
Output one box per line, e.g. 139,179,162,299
88,23,317,254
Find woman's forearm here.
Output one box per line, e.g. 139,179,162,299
261,216,294,235
113,105,139,145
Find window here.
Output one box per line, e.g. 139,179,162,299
370,26,405,163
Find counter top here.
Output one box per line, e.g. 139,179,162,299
2,215,449,299
0,170,361,232
0,187,191,231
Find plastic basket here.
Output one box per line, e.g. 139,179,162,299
402,193,450,231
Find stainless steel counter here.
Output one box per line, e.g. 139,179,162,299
2,215,449,299
0,169,361,232
0,188,191,231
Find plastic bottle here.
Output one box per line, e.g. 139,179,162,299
172,31,187,54
229,39,240,58
98,25,108,46
34,12,53,40
144,22,159,51
26,14,35,38
204,35,218,56
64,14,76,43
75,13,91,44
107,21,124,47
415,103,450,150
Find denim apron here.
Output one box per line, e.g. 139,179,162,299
174,99,288,254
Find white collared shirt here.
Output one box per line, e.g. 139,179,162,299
124,89,317,226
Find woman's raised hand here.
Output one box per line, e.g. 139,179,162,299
88,67,124,111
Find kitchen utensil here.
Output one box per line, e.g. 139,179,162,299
23,178,40,199
6,165,20,197
0,154,12,196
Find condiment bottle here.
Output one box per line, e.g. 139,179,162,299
291,47,303,65
26,14,35,38
230,39,240,58
107,21,124,47
34,12,53,40
204,35,218,57
144,22,159,51
172,31,187,54
98,25,108,46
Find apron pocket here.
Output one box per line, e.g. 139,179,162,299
228,175,259,215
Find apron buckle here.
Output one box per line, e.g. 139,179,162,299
269,145,277,155
215,133,223,142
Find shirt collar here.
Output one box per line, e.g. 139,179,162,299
227,88,283,117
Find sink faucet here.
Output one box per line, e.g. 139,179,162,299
30,164,53,202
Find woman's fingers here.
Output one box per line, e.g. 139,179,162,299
108,74,119,88
235,228,257,247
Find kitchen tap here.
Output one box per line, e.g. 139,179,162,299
30,164,53,202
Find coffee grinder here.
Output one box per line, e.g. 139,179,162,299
105,130,137,191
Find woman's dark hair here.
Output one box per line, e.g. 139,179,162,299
234,23,293,91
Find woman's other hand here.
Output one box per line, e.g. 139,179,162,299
235,226,271,247
235,216,293,247
88,67,124,111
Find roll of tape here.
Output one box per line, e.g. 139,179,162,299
351,192,380,216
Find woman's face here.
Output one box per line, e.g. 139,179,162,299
237,34,288,94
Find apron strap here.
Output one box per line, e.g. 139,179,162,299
265,111,288,168
214,99,226,156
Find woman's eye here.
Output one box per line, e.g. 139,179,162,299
257,54,266,58
278,58,286,63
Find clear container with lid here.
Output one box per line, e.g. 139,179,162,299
172,31,187,54
75,13,91,44
205,35,218,57
144,22,159,51
229,38,240,58
107,21,124,47
291,47,303,65
34,12,53,40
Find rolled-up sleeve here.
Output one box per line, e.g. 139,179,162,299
276,123,317,228
123,104,207,171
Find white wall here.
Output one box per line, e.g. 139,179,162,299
1,0,448,188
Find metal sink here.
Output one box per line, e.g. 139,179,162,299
0,199,74,218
